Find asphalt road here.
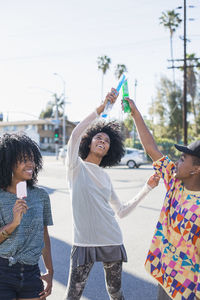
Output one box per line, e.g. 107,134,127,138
38,155,166,300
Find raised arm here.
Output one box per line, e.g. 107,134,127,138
66,88,118,169
126,98,162,162
66,111,99,169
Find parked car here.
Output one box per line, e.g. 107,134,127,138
119,147,148,168
58,145,67,159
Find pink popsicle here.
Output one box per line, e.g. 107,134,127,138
16,181,27,198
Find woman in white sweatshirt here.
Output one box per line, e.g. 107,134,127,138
64,88,159,300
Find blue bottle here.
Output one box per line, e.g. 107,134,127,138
102,74,126,118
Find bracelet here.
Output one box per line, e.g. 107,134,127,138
1,229,10,239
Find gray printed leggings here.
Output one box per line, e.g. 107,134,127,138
64,261,124,300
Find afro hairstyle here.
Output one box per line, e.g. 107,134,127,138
79,120,125,167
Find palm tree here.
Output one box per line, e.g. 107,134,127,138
39,93,64,119
114,64,127,80
159,10,182,84
97,55,111,99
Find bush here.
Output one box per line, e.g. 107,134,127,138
124,138,133,148
155,137,178,160
124,138,143,150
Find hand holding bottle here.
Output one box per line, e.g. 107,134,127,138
101,74,126,118
104,88,118,105
122,80,131,113
97,88,118,115
121,98,137,116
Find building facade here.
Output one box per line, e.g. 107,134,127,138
0,118,76,151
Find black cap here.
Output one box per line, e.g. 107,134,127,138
174,140,200,158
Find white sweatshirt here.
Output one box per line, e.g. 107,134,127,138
66,111,152,247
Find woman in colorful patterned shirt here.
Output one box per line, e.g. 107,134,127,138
0,133,53,300
126,97,200,300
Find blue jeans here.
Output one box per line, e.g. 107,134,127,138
0,257,44,300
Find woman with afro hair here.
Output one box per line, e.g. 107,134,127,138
64,88,159,300
0,133,53,300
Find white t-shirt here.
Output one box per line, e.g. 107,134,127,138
66,111,152,247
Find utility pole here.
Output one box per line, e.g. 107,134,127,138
54,73,66,150
54,94,59,160
183,0,187,145
61,81,66,149
167,2,199,145
133,79,137,147
134,79,137,102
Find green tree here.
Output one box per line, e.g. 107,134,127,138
159,10,182,83
114,64,127,79
39,94,64,119
149,76,183,143
180,53,200,135
123,114,137,147
97,55,111,99
39,103,53,119
124,138,134,148
124,114,133,131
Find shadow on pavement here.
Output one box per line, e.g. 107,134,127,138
111,165,153,171
40,237,157,300
139,205,161,212
38,185,56,195
84,262,157,300
38,185,69,195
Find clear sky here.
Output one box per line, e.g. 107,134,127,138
1,0,200,122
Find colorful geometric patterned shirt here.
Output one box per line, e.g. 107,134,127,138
145,156,200,300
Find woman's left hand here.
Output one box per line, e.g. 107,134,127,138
39,272,53,299
147,174,160,189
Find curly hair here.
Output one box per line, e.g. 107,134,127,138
0,133,43,189
79,121,125,167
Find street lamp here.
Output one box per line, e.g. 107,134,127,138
133,79,138,147
53,73,66,149
29,85,60,159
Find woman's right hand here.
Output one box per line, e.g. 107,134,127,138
97,88,118,115
147,174,160,189
121,98,137,116
104,88,118,106
12,199,28,226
